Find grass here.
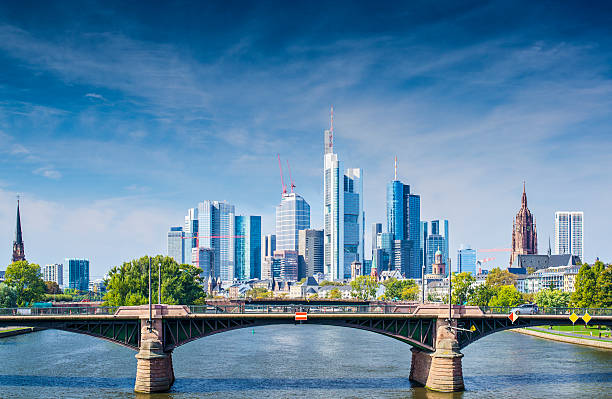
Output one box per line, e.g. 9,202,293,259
0,327,34,333
533,324,612,338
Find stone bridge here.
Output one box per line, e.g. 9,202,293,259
1,303,611,393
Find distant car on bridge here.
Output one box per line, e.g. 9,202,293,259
511,303,539,315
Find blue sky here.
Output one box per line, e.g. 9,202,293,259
1,1,611,277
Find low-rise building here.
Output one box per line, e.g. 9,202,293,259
519,265,581,293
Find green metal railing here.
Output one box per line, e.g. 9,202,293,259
188,304,419,314
0,306,119,316
479,306,612,316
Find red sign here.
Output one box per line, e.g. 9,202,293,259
295,312,308,321
508,312,518,323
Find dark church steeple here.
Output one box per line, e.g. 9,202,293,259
12,198,25,263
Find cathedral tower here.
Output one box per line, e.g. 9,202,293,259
509,183,537,265
12,198,26,263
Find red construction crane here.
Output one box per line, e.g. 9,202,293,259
277,154,287,195
286,160,296,193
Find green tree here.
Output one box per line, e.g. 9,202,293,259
485,268,517,288
595,264,612,307
535,289,571,308
488,285,523,307
452,272,475,305
246,287,272,299
467,284,495,306
319,280,345,287
350,275,378,300
45,281,61,294
383,278,418,301
103,255,205,306
329,288,342,299
571,263,598,307
0,283,19,307
4,261,46,306
526,267,536,275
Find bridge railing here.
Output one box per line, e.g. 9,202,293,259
0,306,120,316
188,304,419,314
480,306,612,316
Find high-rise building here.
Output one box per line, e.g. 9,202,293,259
276,193,310,251
272,250,299,281
298,229,324,278
385,158,421,278
192,247,214,279
371,223,382,260
167,227,185,264
323,108,364,280
235,215,262,280
509,183,537,266
43,263,63,286
184,208,198,267
555,211,583,259
64,258,89,291
264,234,276,257
11,199,25,263
457,245,477,275
198,201,236,281
425,220,449,275
374,232,393,271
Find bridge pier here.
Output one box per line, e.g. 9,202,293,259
409,319,464,392
134,339,174,393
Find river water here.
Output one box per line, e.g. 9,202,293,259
0,325,611,398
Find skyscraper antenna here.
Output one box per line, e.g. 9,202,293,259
330,106,334,133
394,156,398,180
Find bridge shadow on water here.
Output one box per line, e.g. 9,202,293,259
2,372,611,397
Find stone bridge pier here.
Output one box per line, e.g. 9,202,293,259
409,319,464,392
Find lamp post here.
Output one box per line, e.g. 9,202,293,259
148,257,152,331
158,262,161,304
421,263,426,303
448,258,452,323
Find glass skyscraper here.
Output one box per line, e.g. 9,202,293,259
197,201,235,281
235,215,262,280
425,219,449,275
64,258,89,291
276,193,310,251
385,169,421,278
555,211,583,259
457,245,477,275
323,113,364,281
167,226,185,264
298,229,324,278
183,208,198,267
192,247,214,279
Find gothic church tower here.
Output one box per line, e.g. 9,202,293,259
509,183,537,265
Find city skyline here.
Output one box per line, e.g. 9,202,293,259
1,2,611,277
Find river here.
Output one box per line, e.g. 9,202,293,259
0,325,611,398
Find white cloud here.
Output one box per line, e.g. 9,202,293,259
33,167,62,179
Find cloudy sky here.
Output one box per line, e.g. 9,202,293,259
1,1,611,277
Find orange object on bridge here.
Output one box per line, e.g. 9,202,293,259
295,312,307,321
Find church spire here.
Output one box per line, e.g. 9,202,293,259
12,197,25,263
521,181,527,208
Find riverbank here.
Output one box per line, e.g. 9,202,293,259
0,327,42,338
515,327,612,350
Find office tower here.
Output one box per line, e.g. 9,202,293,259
371,223,382,259
457,245,477,275
386,158,421,278
235,215,262,280
276,192,310,251
192,247,214,279
420,221,428,271
184,208,198,267
555,211,583,259
64,258,89,291
374,232,393,271
323,108,364,280
298,229,324,278
43,263,63,286
272,250,299,281
264,234,276,257
12,199,25,262
167,227,185,264
509,183,537,266
198,201,236,281
425,219,449,274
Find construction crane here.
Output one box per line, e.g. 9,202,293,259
277,154,287,195
286,160,296,193
181,234,245,240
